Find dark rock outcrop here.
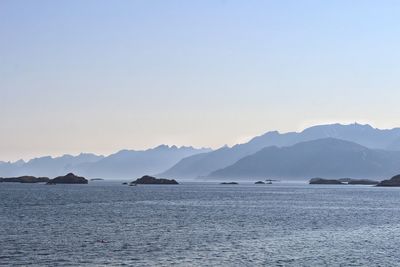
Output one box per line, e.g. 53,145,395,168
131,175,178,185
47,173,88,184
309,178,344,184
310,177,379,185
255,181,265,184
0,176,50,183
376,175,400,187
220,182,238,185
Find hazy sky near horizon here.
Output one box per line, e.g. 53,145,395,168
2,0,400,161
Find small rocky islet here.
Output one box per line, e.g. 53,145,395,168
309,177,380,185
47,173,88,184
90,178,104,181
309,178,344,184
128,175,179,185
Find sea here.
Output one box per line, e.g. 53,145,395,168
1,181,400,266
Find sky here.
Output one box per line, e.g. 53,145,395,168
1,0,400,161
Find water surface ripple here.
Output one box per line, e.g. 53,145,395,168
1,182,400,266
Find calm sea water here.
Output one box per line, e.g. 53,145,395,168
1,182,400,266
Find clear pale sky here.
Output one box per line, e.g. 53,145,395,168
1,0,400,161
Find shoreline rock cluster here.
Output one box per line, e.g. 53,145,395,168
0,176,50,183
0,173,88,184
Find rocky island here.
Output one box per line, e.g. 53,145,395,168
130,175,178,185
0,176,50,183
90,178,104,181
220,182,238,185
47,173,88,184
255,181,265,184
310,178,379,185
309,178,344,184
376,174,400,186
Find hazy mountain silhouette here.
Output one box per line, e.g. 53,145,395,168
161,123,400,178
209,138,400,180
0,153,104,177
74,145,211,179
4,123,400,180
0,146,210,179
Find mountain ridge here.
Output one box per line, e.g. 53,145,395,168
0,145,211,178
209,138,400,180
161,123,400,179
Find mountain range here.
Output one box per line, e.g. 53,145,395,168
0,146,210,179
160,123,400,179
209,138,400,179
0,153,103,178
3,123,400,180
75,145,211,179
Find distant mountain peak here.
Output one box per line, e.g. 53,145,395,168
155,144,170,149
353,122,372,127
14,159,25,165
267,130,280,135
153,144,202,150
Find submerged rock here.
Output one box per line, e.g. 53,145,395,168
131,175,178,185
376,175,400,187
47,173,88,184
220,182,238,185
309,178,344,185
